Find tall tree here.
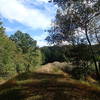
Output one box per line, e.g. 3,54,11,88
10,30,37,53
47,0,100,78
10,31,42,72
0,21,17,76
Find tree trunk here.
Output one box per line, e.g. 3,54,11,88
99,61,100,74
85,24,100,79
95,32,100,44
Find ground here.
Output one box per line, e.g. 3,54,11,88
0,72,100,100
0,62,100,100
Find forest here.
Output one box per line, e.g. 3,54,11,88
0,0,100,100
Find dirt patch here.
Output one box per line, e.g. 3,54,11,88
36,61,73,74
0,80,6,85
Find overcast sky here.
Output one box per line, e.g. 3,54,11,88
0,0,56,47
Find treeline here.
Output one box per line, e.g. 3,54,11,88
0,22,43,77
41,45,71,64
41,44,100,65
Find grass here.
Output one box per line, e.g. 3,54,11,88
0,72,100,100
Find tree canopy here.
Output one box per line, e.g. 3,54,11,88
0,21,43,77
47,0,100,78
10,30,37,53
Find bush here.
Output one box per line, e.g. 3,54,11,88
71,66,94,80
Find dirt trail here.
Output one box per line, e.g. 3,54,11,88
0,72,100,100
0,80,6,85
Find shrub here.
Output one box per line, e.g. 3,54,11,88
71,66,94,80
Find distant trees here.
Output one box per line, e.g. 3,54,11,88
47,0,100,79
70,44,92,66
41,45,71,64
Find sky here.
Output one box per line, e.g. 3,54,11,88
0,0,57,47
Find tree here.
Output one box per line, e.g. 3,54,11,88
47,0,100,78
24,47,43,72
10,30,37,53
0,21,43,76
41,45,70,64
10,31,43,72
0,21,5,35
0,21,17,76
70,44,92,66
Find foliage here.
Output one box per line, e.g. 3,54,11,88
71,66,94,80
47,0,100,78
70,44,92,65
0,22,17,76
48,0,100,45
0,21,43,77
10,30,37,53
41,45,71,64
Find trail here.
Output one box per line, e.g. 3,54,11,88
0,72,100,100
